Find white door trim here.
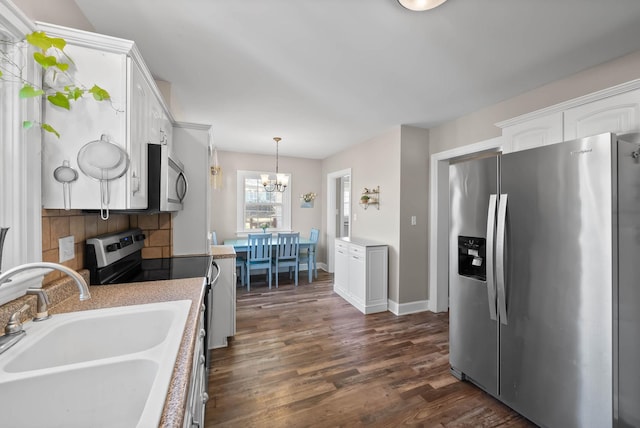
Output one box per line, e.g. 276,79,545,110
0,2,41,271
428,137,504,312
326,168,351,272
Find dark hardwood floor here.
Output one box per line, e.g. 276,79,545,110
206,271,535,427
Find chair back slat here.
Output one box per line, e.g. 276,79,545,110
309,228,319,244
247,233,272,262
276,232,299,260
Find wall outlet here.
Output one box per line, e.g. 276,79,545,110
59,235,75,262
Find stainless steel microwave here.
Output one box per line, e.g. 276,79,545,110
108,143,187,214
150,143,187,212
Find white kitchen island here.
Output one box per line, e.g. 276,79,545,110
334,237,388,314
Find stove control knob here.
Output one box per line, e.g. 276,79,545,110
106,243,121,252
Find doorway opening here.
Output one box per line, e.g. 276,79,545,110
326,168,351,272
337,174,350,238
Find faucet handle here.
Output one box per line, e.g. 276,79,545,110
5,304,29,335
26,288,51,321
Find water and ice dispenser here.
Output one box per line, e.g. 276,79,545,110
457,236,486,281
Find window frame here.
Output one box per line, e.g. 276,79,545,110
236,170,292,235
0,10,42,269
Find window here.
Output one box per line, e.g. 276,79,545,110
237,170,291,233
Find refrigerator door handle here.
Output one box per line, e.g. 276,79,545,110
496,194,508,325
486,194,498,321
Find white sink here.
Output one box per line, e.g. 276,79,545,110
0,359,158,428
3,301,187,372
0,300,192,428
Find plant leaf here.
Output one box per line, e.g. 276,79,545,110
42,123,61,138
67,87,84,100
47,92,71,110
22,121,33,129
89,84,110,101
26,31,66,51
55,62,70,72
33,52,58,69
19,84,44,99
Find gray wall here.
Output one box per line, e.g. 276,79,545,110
322,127,401,300
210,150,323,246
429,49,640,155
322,125,429,306
14,0,95,31
398,126,429,304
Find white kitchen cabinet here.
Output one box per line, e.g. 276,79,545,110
334,239,349,297
564,89,640,140
498,81,640,153
501,112,563,153
333,237,388,314
160,111,173,150
127,61,150,208
39,23,171,212
172,124,213,256
149,96,173,148
209,249,236,349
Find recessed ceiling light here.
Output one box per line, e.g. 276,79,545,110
397,0,448,11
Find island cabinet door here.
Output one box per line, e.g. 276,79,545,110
348,244,367,307
334,239,349,296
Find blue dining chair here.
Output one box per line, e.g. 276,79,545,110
272,232,300,288
298,228,319,283
236,256,246,287
245,233,272,291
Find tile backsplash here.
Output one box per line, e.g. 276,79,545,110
42,209,172,284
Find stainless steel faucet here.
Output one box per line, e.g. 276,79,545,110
0,263,91,355
0,262,91,301
0,304,29,355
26,288,51,321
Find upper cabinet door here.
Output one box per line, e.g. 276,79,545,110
501,112,563,153
564,89,640,140
128,59,150,209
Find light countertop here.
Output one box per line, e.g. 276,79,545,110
0,271,206,428
211,245,236,259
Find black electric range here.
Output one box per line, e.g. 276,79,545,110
100,254,214,285
85,228,213,285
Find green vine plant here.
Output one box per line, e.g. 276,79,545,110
0,31,111,138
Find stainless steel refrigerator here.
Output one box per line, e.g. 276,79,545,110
449,132,640,428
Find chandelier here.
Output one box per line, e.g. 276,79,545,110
261,137,289,193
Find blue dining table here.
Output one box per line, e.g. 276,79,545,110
223,235,316,282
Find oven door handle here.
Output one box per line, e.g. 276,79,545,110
210,260,220,288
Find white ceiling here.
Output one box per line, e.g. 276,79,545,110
72,0,640,159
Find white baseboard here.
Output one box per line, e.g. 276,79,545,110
299,262,328,272
387,299,431,316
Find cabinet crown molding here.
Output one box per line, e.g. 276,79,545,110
495,78,640,129
35,21,174,124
